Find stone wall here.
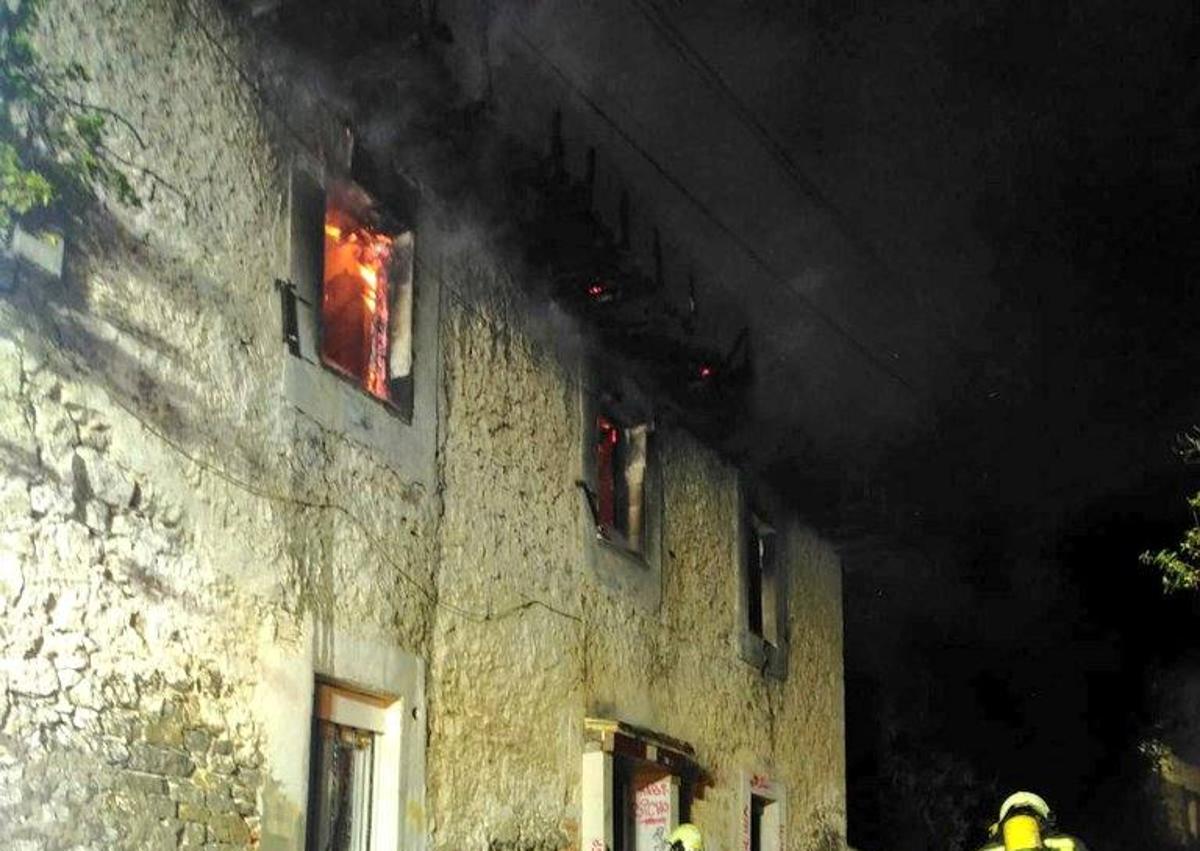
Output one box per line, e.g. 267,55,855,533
0,1,846,849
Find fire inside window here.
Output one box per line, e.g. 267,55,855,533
321,190,414,413
594,414,648,553
746,511,779,646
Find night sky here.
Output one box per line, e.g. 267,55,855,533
777,2,1200,848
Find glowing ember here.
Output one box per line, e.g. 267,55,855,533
698,364,715,379
586,280,616,303
321,204,394,401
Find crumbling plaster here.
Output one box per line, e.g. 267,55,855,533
0,1,847,849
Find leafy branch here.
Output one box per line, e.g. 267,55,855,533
1,0,140,236
1141,427,1200,593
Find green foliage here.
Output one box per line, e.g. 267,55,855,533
0,0,139,236
1141,428,1200,594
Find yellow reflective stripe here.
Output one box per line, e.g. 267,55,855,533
1003,815,1042,850
1045,837,1077,850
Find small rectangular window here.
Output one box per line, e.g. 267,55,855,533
310,720,376,851
593,413,648,553
745,510,778,647
321,184,414,417
737,481,789,677
741,774,785,851
307,682,395,851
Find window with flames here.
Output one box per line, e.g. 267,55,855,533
320,185,414,416
593,413,649,553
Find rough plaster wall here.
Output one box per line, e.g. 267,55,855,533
429,246,846,851
1,1,438,848
428,243,587,851
3,2,846,849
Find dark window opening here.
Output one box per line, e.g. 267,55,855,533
613,758,632,851
307,717,376,851
594,413,648,553
745,510,778,646
321,183,414,417
750,794,766,851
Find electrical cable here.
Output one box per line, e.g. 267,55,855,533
625,0,959,345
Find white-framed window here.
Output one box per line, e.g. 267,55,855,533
736,478,789,678
581,720,703,851
738,772,785,851
580,375,663,609
281,161,439,486
306,682,407,851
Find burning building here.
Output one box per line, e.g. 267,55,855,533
0,1,865,850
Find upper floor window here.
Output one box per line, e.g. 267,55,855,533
321,183,414,418
736,480,789,678
281,161,439,486
580,377,663,609
745,509,779,647
592,412,649,553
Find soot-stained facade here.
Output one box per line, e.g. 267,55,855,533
0,1,847,849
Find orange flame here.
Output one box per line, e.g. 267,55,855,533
321,206,394,401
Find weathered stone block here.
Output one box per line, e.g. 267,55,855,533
99,676,139,710
169,778,206,806
0,478,31,522
179,821,206,848
208,751,235,775
184,727,212,754
178,801,210,823
144,715,185,748
0,545,25,607
205,812,250,844
8,657,59,697
28,483,70,518
204,781,235,811
127,742,194,777
123,770,168,796
73,447,136,509
100,737,130,767
233,767,261,788
83,499,110,533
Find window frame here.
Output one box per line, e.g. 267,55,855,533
306,681,397,851
294,635,426,851
282,160,439,486
738,771,786,851
581,720,703,851
735,476,789,678
580,371,663,610
318,181,416,419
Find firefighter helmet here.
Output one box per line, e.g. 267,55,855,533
665,823,704,851
999,791,1052,824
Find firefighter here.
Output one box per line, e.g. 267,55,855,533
664,823,704,851
977,791,1089,851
